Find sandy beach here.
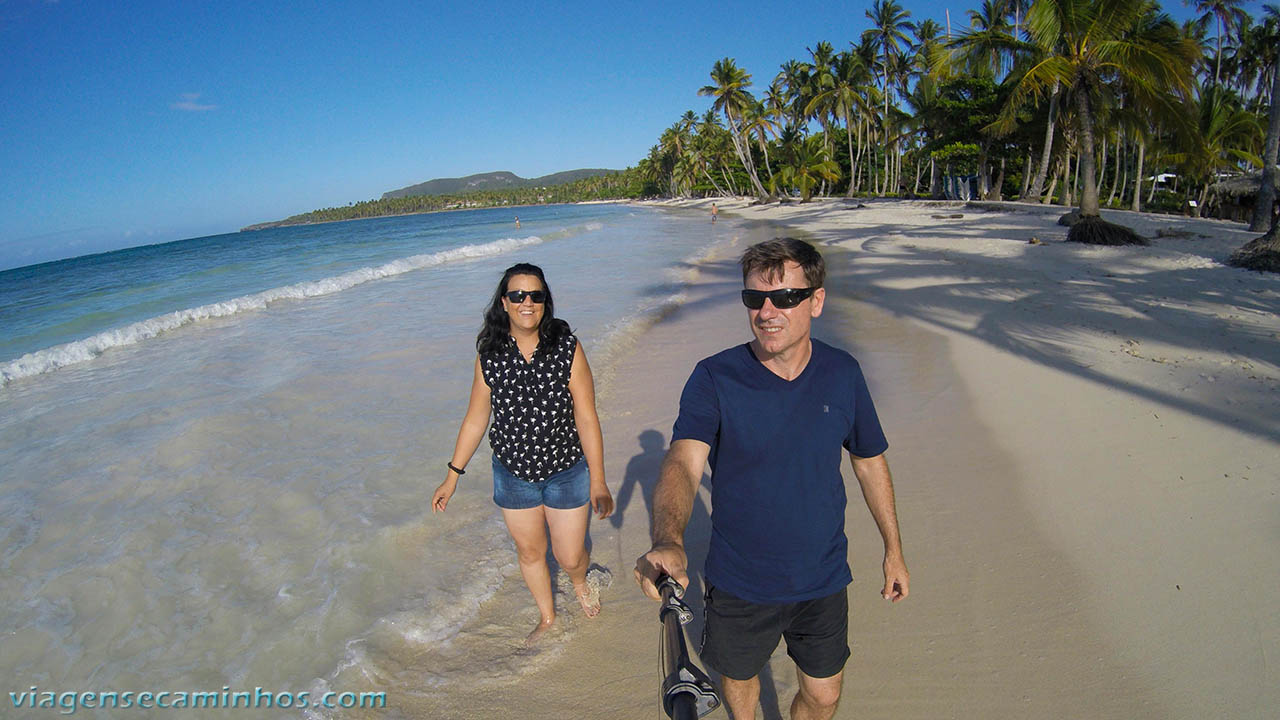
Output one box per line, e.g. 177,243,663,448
394,198,1277,720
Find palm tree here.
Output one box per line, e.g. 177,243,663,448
944,0,1028,198
778,135,843,202
699,58,771,201
741,99,779,186
777,60,812,132
810,50,876,197
908,20,947,197
1166,85,1261,216
806,42,839,195
1007,0,1032,39
962,0,1019,79
864,0,916,195
1248,4,1280,234
658,118,694,196
763,78,791,125
1193,0,1249,88
1230,21,1280,272
998,0,1196,243
694,110,737,196
1229,12,1278,110
914,18,945,65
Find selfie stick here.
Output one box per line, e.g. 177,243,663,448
657,574,721,719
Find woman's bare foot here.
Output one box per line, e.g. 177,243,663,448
575,584,600,618
525,616,556,646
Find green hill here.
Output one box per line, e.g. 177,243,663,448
239,167,649,231
383,169,619,199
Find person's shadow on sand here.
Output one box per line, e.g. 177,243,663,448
613,429,785,720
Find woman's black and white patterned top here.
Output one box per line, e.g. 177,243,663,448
481,333,583,482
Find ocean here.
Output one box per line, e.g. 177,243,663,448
0,203,743,718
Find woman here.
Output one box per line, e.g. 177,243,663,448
432,262,613,644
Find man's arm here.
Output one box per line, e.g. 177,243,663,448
633,438,710,601
850,452,909,602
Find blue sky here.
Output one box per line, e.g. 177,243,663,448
0,0,1258,270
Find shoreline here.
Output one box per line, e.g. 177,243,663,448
402,199,1277,718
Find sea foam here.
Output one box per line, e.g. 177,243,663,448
1,235,542,386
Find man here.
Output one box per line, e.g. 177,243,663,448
635,238,908,720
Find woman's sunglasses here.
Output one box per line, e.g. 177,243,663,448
505,290,546,304
741,287,816,310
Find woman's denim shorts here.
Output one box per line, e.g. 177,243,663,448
492,456,589,510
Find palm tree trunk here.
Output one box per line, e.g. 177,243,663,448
1062,154,1073,207
1097,137,1107,196
873,141,881,194
1074,83,1101,216
724,108,770,200
931,156,942,198
989,158,1005,200
1214,16,1223,88
1044,160,1059,204
1027,81,1060,200
976,144,990,199
722,165,739,196
1132,138,1145,212
702,167,727,197
1250,61,1280,231
882,61,891,197
852,120,865,194
845,101,858,198
1073,149,1082,205
1021,149,1033,199
1108,136,1123,206
897,144,904,196
762,138,776,186
820,119,832,197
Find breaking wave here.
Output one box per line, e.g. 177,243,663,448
1,235,544,386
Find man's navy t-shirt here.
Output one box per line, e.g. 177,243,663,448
671,339,888,604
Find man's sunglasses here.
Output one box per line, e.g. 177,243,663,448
741,287,816,310
505,290,546,304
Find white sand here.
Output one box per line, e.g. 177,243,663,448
401,198,1278,719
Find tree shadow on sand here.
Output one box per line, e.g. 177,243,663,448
642,208,1279,442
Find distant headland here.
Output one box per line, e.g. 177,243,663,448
240,168,640,231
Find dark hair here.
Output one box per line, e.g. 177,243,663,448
739,238,825,288
476,263,571,356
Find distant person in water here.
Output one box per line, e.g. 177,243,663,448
433,263,613,644
515,216,521,229
711,203,718,223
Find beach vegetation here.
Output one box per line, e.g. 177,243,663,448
773,135,842,202
699,58,773,202
629,0,1275,256
1164,85,1264,216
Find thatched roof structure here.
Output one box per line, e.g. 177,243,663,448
1209,167,1280,199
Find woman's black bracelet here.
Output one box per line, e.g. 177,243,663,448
447,462,466,475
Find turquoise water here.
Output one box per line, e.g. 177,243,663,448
2,204,676,383
0,202,738,718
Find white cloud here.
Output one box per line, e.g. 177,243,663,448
171,93,217,112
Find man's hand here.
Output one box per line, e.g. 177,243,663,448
634,542,689,601
882,553,909,602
